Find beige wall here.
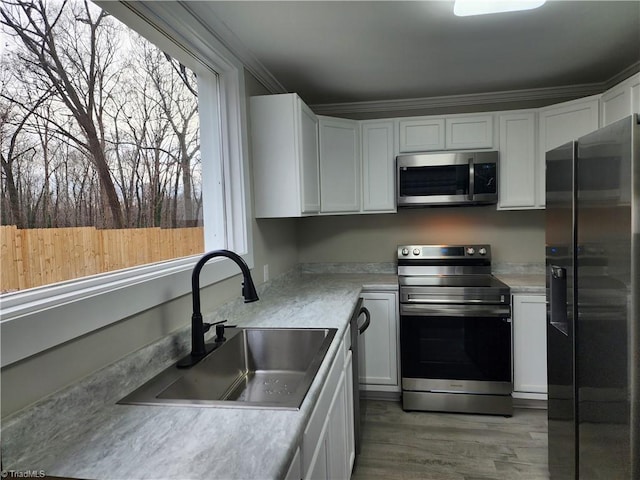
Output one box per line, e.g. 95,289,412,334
0,70,299,418
297,207,545,266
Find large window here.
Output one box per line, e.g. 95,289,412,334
0,1,252,366
1,0,209,292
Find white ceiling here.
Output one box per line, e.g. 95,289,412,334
187,1,639,116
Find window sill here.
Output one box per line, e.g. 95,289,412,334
0,253,254,367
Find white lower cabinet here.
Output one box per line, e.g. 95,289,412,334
512,294,547,400
359,291,400,392
285,448,302,480
302,328,354,480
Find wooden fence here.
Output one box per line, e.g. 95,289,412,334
0,226,204,292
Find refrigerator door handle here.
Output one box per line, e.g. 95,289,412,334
549,265,569,336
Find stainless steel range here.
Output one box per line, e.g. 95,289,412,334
398,244,513,416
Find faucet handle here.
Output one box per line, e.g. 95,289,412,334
202,318,227,334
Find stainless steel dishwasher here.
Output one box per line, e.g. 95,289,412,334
350,298,370,457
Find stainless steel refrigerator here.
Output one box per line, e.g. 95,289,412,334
546,114,639,479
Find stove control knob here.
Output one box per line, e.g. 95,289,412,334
413,248,421,256
479,247,487,256
466,247,475,256
401,248,409,256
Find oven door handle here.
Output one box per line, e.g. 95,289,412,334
400,303,511,318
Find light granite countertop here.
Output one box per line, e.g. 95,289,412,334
495,274,546,295
1,272,397,480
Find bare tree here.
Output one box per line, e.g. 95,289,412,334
0,0,125,227
1,0,202,233
145,45,200,227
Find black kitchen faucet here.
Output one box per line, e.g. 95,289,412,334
177,249,258,368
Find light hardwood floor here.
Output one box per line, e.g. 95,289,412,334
352,400,549,480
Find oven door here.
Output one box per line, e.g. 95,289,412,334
400,303,512,395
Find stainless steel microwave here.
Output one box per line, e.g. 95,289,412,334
396,151,499,207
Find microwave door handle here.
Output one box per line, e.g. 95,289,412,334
468,157,474,202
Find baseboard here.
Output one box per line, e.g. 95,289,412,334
361,390,401,402
513,397,548,410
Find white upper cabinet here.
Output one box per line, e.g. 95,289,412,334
497,111,540,210
538,95,600,207
539,95,600,153
399,114,494,153
250,93,320,218
318,116,361,213
600,72,640,127
361,120,396,213
445,114,494,149
399,118,445,152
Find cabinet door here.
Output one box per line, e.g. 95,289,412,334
359,292,399,388
285,448,302,480
299,101,321,214
361,120,396,212
539,96,599,153
538,96,599,207
513,295,547,397
318,117,360,213
601,72,640,126
498,112,539,210
399,118,445,152
305,431,328,480
344,351,355,474
445,115,494,149
326,369,349,480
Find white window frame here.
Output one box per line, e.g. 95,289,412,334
0,1,254,367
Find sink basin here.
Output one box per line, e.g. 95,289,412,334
119,327,337,410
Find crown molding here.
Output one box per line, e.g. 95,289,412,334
309,84,602,116
310,62,640,116
178,2,287,95
605,61,640,89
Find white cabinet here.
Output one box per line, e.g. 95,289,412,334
600,72,640,127
285,448,301,480
445,115,494,149
399,114,494,153
303,329,354,480
399,118,445,152
497,111,541,210
512,294,547,400
318,116,361,213
539,95,600,153
250,93,320,218
361,120,396,213
538,95,600,207
359,291,400,392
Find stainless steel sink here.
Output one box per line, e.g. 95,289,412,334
119,327,337,410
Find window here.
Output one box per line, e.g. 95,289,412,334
0,1,252,366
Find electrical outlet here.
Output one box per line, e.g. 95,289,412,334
263,264,269,282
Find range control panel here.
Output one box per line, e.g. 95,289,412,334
397,245,491,259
